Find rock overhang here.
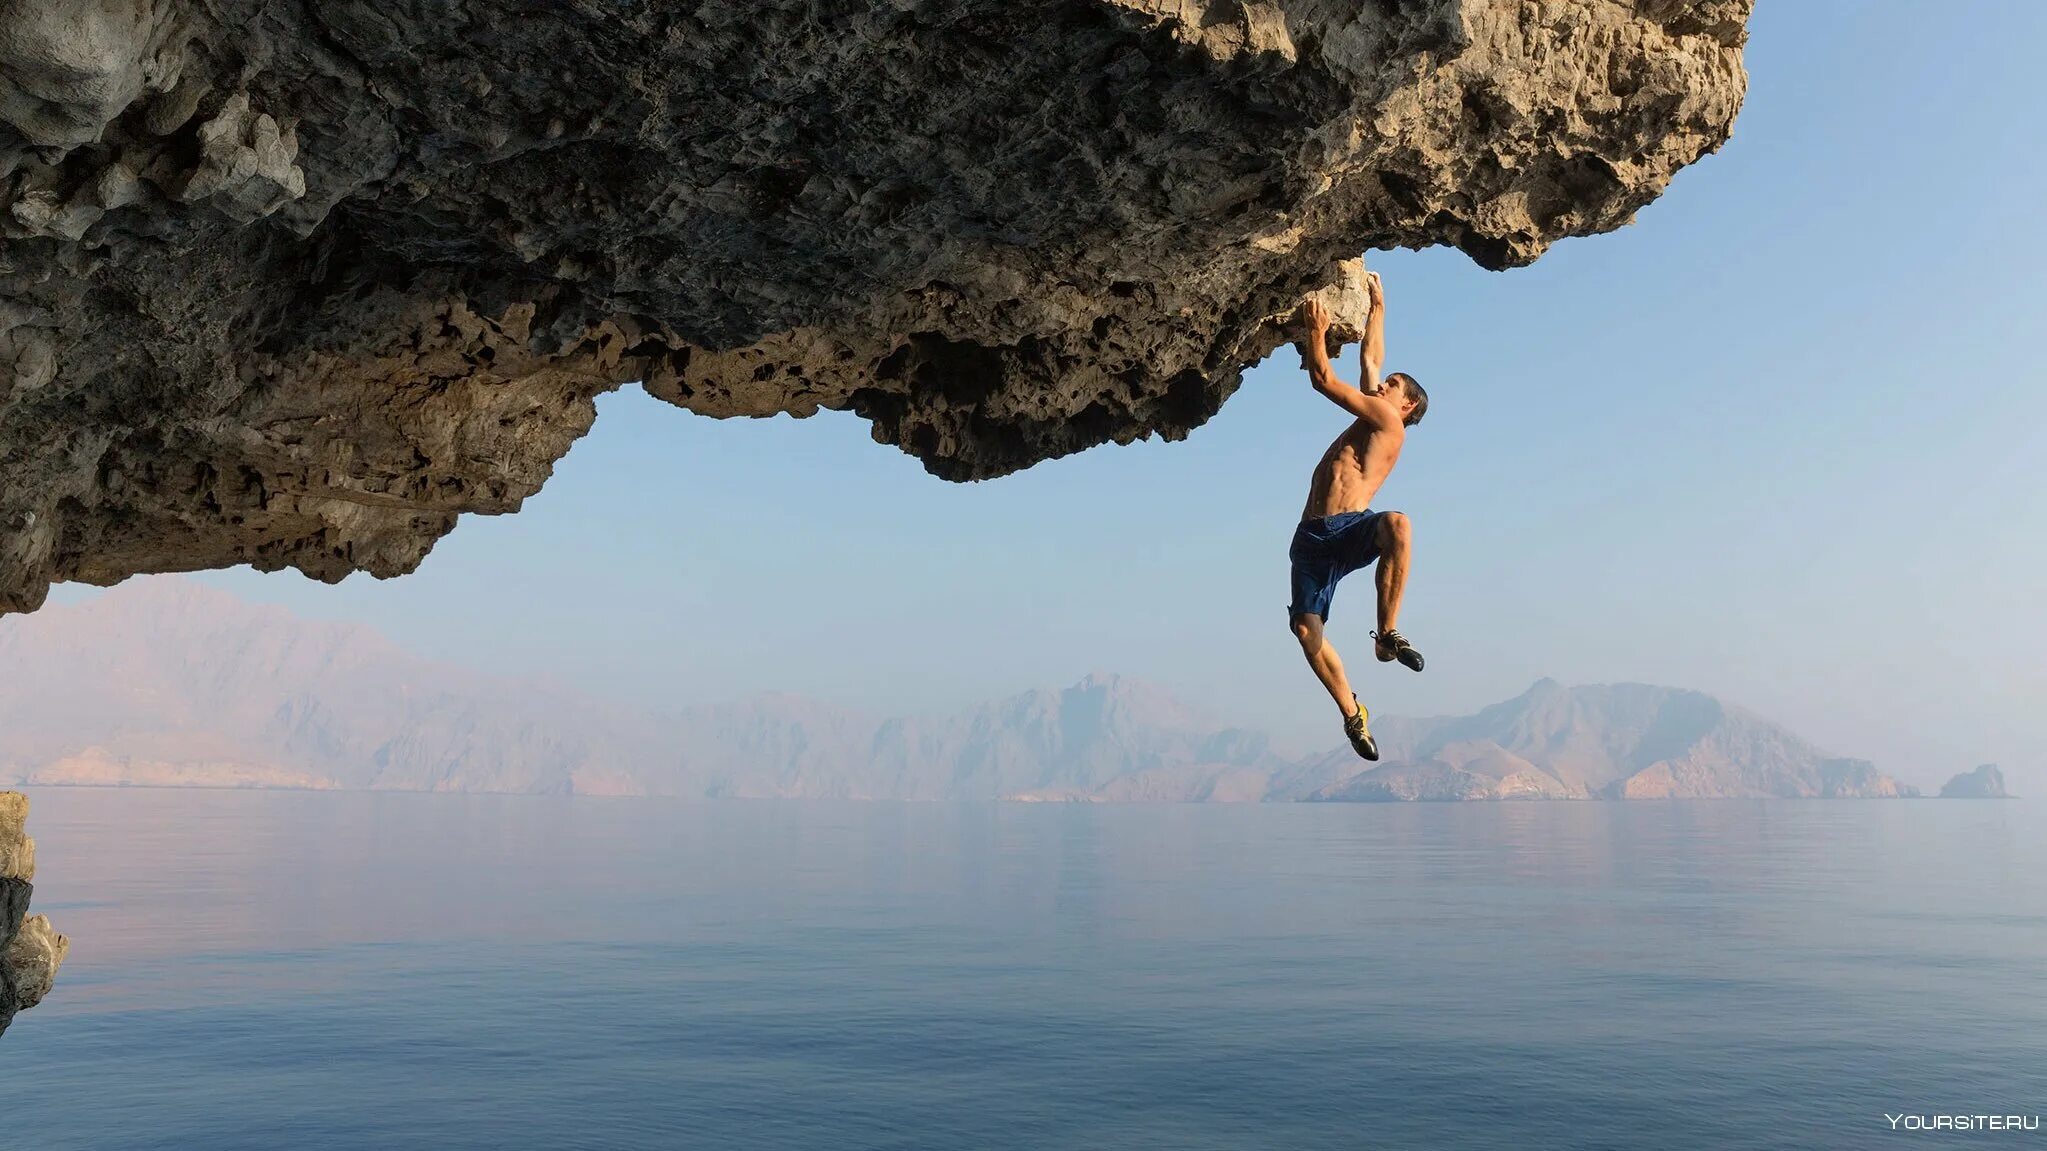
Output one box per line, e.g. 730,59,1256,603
0,0,1751,614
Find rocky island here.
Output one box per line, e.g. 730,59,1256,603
1939,765,2012,799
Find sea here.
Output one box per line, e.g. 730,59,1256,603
1,788,2041,1150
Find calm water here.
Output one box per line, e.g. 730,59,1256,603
1,789,2042,1150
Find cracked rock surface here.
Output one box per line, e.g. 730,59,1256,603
0,792,66,1037
0,0,1749,612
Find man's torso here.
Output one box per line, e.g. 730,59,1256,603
1302,417,1403,521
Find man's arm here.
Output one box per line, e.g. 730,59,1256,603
1299,295,1404,431
1359,270,1385,392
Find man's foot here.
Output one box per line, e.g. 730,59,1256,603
1374,629,1425,672
1344,696,1379,761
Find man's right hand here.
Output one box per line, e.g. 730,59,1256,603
1365,270,1384,308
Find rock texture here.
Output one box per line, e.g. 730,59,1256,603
0,1,1749,613
1,791,67,1037
2,580,1916,804
1939,764,2011,799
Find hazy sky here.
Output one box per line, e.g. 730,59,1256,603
91,3,2042,788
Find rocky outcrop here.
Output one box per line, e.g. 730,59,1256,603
0,792,66,1037
1940,764,2012,799
0,1,1750,613
1610,754,1917,800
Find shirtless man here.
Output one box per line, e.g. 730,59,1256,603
1290,272,1429,761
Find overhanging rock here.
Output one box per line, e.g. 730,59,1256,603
0,0,1750,613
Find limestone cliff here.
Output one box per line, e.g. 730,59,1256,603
0,792,67,1037
0,0,1748,612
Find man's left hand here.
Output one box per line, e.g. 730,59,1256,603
1300,297,1332,334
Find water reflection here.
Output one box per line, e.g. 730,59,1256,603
3,789,2044,1149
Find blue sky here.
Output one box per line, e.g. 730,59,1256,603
137,2,2044,787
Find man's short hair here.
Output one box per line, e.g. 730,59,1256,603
1388,372,1427,427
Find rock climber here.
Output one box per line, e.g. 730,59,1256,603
1288,271,1429,761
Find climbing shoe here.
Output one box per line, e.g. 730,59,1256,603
1374,629,1425,672
1345,696,1379,761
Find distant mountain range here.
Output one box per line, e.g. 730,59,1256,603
0,579,1966,802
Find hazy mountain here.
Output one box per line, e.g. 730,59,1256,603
1295,679,1916,801
0,579,670,794
0,581,1279,800
0,580,1919,802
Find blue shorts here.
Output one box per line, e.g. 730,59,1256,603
1288,510,1388,621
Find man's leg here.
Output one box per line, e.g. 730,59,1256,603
1373,511,1411,635
1293,611,1379,760
1370,511,1425,672
1290,612,1357,718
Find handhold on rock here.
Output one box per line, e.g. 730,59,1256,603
1268,259,1375,357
